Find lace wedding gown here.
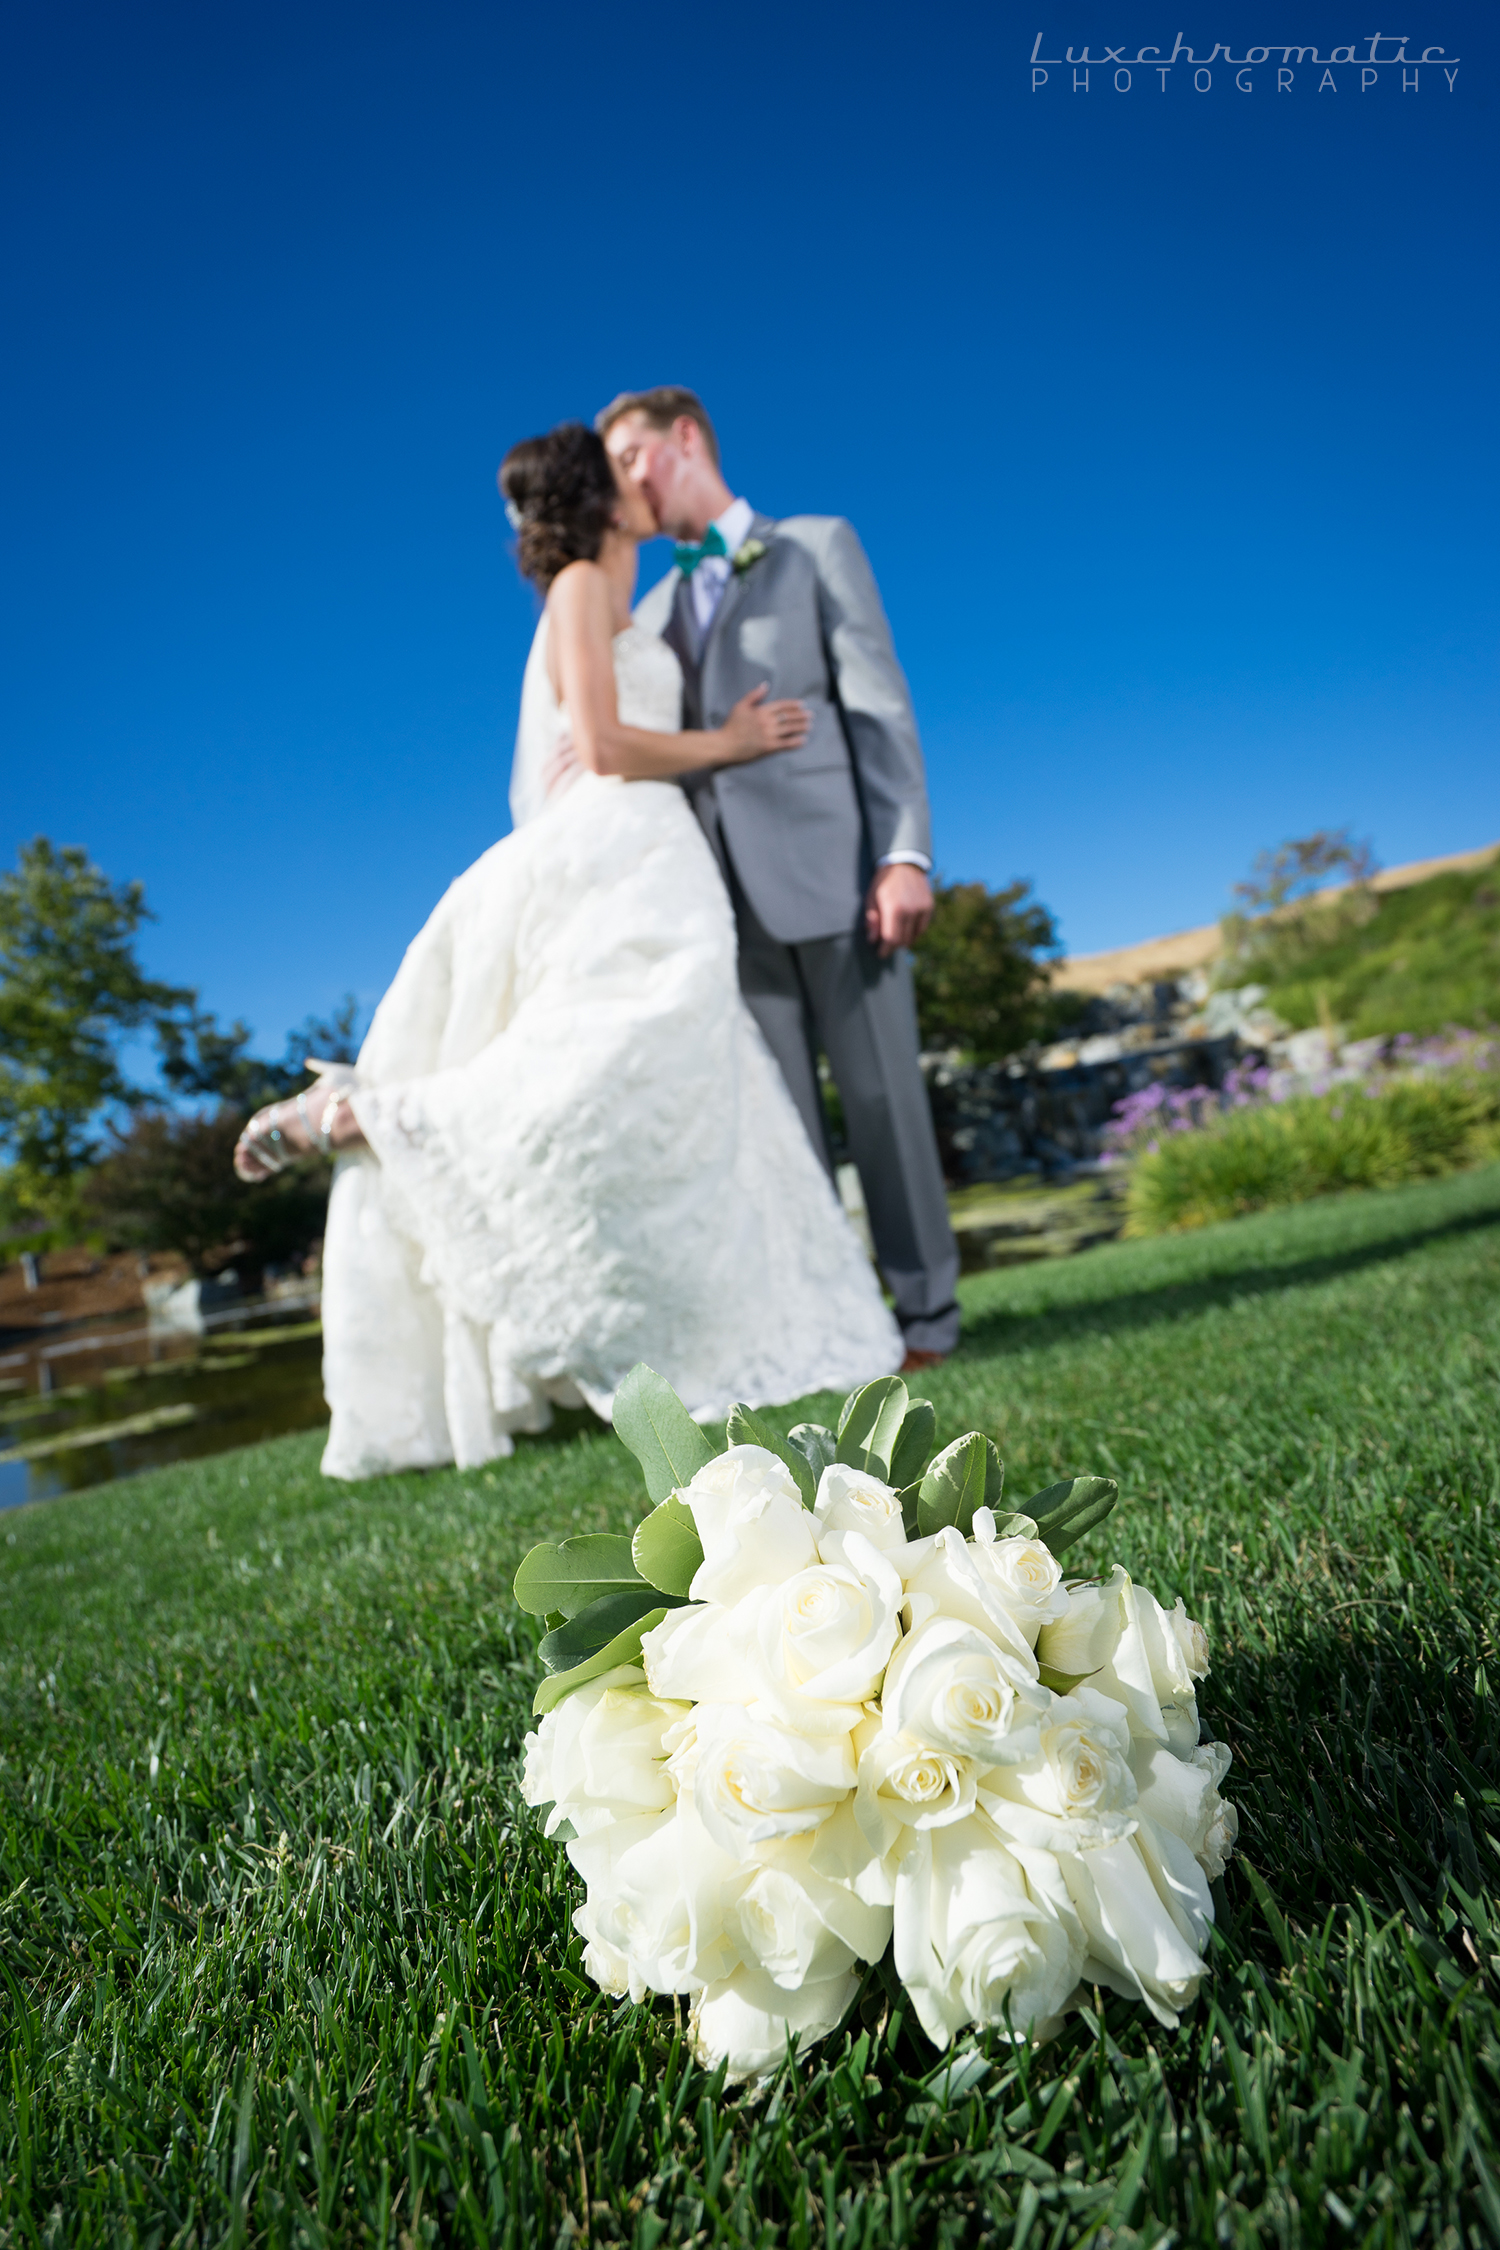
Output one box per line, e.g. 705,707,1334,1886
318,616,903,1478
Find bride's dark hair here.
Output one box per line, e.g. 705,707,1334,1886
499,422,617,591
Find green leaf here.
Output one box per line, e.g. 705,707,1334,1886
889,1399,937,1491
835,1378,910,1479
725,1403,816,1505
989,1512,1039,1541
631,1494,705,1597
787,1423,837,1482
1037,1662,1097,1695
612,1364,716,1504
1025,1476,1120,1558
531,1607,671,1717
512,1534,643,1619
896,1480,923,1539
538,1586,678,1674
917,1431,989,1537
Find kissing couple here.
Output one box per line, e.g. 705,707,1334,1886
236,387,960,1479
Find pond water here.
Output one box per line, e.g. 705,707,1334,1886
0,1311,329,1510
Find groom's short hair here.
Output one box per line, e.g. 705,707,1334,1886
595,386,720,469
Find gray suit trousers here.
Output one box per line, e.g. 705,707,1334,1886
727,865,961,1356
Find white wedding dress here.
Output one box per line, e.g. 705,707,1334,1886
317,615,903,1479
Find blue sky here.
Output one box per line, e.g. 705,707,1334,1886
2,0,1494,1061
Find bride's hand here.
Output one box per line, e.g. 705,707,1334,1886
717,684,811,764
542,727,582,798
235,1101,296,1181
233,1082,364,1180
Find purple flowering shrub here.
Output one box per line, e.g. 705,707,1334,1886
1111,1031,1500,1233
1101,1063,1273,1163
1103,1031,1499,1165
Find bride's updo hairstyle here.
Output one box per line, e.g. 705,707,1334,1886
499,422,617,591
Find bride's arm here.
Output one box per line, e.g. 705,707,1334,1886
548,563,808,777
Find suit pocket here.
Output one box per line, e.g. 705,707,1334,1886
737,614,779,667
782,703,850,776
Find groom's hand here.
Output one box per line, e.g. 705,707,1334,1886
864,863,934,958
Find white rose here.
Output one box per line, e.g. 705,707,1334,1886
969,1511,1070,1645
567,1808,695,2001
813,1463,911,1568
574,1921,632,1998
1130,1736,1239,1880
806,1795,899,1911
640,1602,760,1705
1036,1567,1208,1752
979,1687,1138,1853
717,1848,878,1994
1164,1599,1211,1684
892,1815,1083,2050
655,1786,892,1992
748,1532,905,1722
726,1865,855,1991
690,1701,856,1855
1055,1818,1214,2027
903,1528,1040,1668
683,1445,818,1606
520,1665,683,1839
855,1725,978,1858
691,1962,860,2081
881,1615,1049,1766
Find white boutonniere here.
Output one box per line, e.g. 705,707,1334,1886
731,538,769,575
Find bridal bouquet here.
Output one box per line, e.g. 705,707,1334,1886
516,1368,1237,2079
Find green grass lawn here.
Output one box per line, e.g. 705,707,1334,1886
4,1169,1499,2247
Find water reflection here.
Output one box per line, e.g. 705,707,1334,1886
0,1312,329,1509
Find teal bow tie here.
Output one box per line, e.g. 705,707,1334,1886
674,523,729,577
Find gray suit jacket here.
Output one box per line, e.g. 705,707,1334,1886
633,513,932,946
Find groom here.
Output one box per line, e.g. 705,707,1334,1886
599,386,959,1366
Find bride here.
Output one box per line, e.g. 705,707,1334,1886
234,421,903,1478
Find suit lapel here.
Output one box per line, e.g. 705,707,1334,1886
658,571,703,724
664,571,698,662
701,513,777,706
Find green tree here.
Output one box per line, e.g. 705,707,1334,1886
82,1107,330,1281
0,838,191,1231
912,878,1068,1062
1220,827,1380,983
158,994,362,1109
94,997,364,1276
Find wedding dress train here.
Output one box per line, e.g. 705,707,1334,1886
318,615,903,1478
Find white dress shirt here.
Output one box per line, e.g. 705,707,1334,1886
687,495,754,637
683,497,930,873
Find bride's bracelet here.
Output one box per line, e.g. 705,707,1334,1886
296,1090,326,1156
298,1082,354,1158
322,1084,353,1150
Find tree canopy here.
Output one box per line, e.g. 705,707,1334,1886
1221,828,1381,984
912,878,1066,1063
0,839,191,1222
1,835,360,1255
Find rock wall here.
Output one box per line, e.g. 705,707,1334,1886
925,973,1260,1184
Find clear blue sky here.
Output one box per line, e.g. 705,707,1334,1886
3,1,1494,1060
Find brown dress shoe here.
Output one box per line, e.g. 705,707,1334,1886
900,1348,947,1373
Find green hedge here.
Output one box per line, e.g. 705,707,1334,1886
1126,1070,1500,1233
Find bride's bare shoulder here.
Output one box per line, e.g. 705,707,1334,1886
546,559,613,624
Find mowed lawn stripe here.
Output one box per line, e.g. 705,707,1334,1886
2,1165,1498,2245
